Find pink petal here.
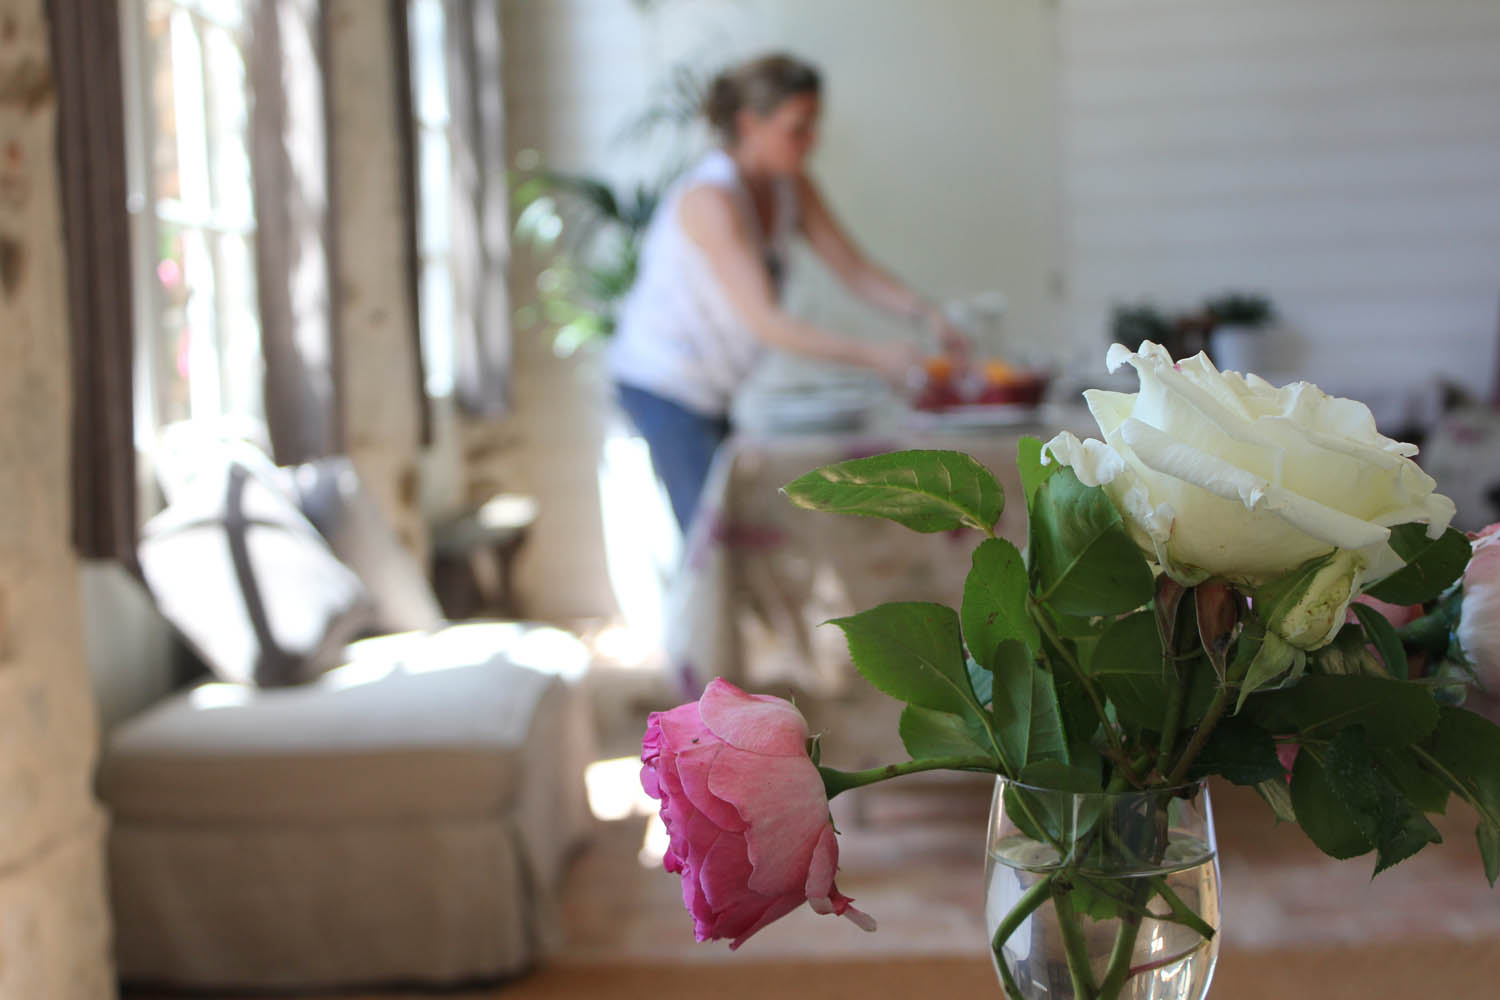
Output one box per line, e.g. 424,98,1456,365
728,893,806,950
673,742,748,832
707,749,830,897
657,701,715,752
698,830,755,912
803,826,838,903
639,763,661,800
698,678,809,757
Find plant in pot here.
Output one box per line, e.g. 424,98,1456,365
1203,292,1275,374
639,341,1500,1000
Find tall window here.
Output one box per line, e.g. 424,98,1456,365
121,0,262,441
407,0,456,400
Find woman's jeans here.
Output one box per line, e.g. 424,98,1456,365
616,382,730,533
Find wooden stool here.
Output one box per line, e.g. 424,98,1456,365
430,494,538,619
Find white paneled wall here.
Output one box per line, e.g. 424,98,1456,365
1061,0,1500,394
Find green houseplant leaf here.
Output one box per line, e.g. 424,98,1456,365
784,450,1004,534
1028,467,1154,617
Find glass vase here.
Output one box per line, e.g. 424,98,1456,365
985,777,1220,1000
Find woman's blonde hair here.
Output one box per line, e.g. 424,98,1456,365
703,53,821,142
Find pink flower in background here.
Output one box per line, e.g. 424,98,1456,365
1458,523,1500,685
1349,594,1423,629
641,678,876,949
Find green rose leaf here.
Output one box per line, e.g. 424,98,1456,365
1016,435,1056,507
783,450,1004,534
1188,717,1285,786
966,656,993,709
830,602,988,722
1350,602,1410,681
963,538,1039,665
1086,610,1167,732
1365,524,1472,606
1373,747,1450,815
1026,663,1072,767
1313,625,1383,677
898,704,996,763
1235,628,1306,712
1423,707,1500,886
1028,467,1155,617
1254,776,1298,824
1322,729,1442,875
1481,825,1500,887
990,640,1036,776
1249,675,1440,747
1291,748,1373,859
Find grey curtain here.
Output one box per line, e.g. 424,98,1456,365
444,0,511,417
249,0,343,465
50,0,138,562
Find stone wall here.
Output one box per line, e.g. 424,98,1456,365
0,1,114,996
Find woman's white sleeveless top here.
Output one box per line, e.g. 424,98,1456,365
608,149,798,417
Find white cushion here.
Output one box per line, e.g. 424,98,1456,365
99,623,590,824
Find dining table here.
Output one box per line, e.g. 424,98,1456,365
663,402,1098,698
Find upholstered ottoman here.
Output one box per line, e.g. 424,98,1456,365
98,622,595,990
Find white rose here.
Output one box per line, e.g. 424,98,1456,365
1045,342,1456,649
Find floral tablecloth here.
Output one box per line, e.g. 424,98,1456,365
665,406,1096,697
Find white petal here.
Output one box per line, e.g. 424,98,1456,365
1120,418,1390,551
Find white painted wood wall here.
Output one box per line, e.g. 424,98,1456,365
1060,0,1500,395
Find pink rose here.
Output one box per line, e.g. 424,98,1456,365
641,678,876,948
1458,523,1500,684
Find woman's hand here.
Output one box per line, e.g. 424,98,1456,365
922,306,972,365
865,340,926,391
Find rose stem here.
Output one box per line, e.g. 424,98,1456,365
817,755,999,799
990,871,1055,999
1029,601,1144,788
1052,877,1100,999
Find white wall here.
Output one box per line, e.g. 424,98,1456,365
506,0,1064,347
1061,0,1500,394
501,0,1063,622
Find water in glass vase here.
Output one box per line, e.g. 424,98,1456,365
985,833,1221,1000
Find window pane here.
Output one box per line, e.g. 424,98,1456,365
418,126,451,254
409,0,449,125
192,0,244,30
179,225,223,419
202,23,253,228
144,1,181,204
420,260,455,398
215,232,264,420
167,6,211,214
152,220,193,426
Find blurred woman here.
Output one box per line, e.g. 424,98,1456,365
610,52,967,532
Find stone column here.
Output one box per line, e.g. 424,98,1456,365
0,2,114,997
325,0,430,560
